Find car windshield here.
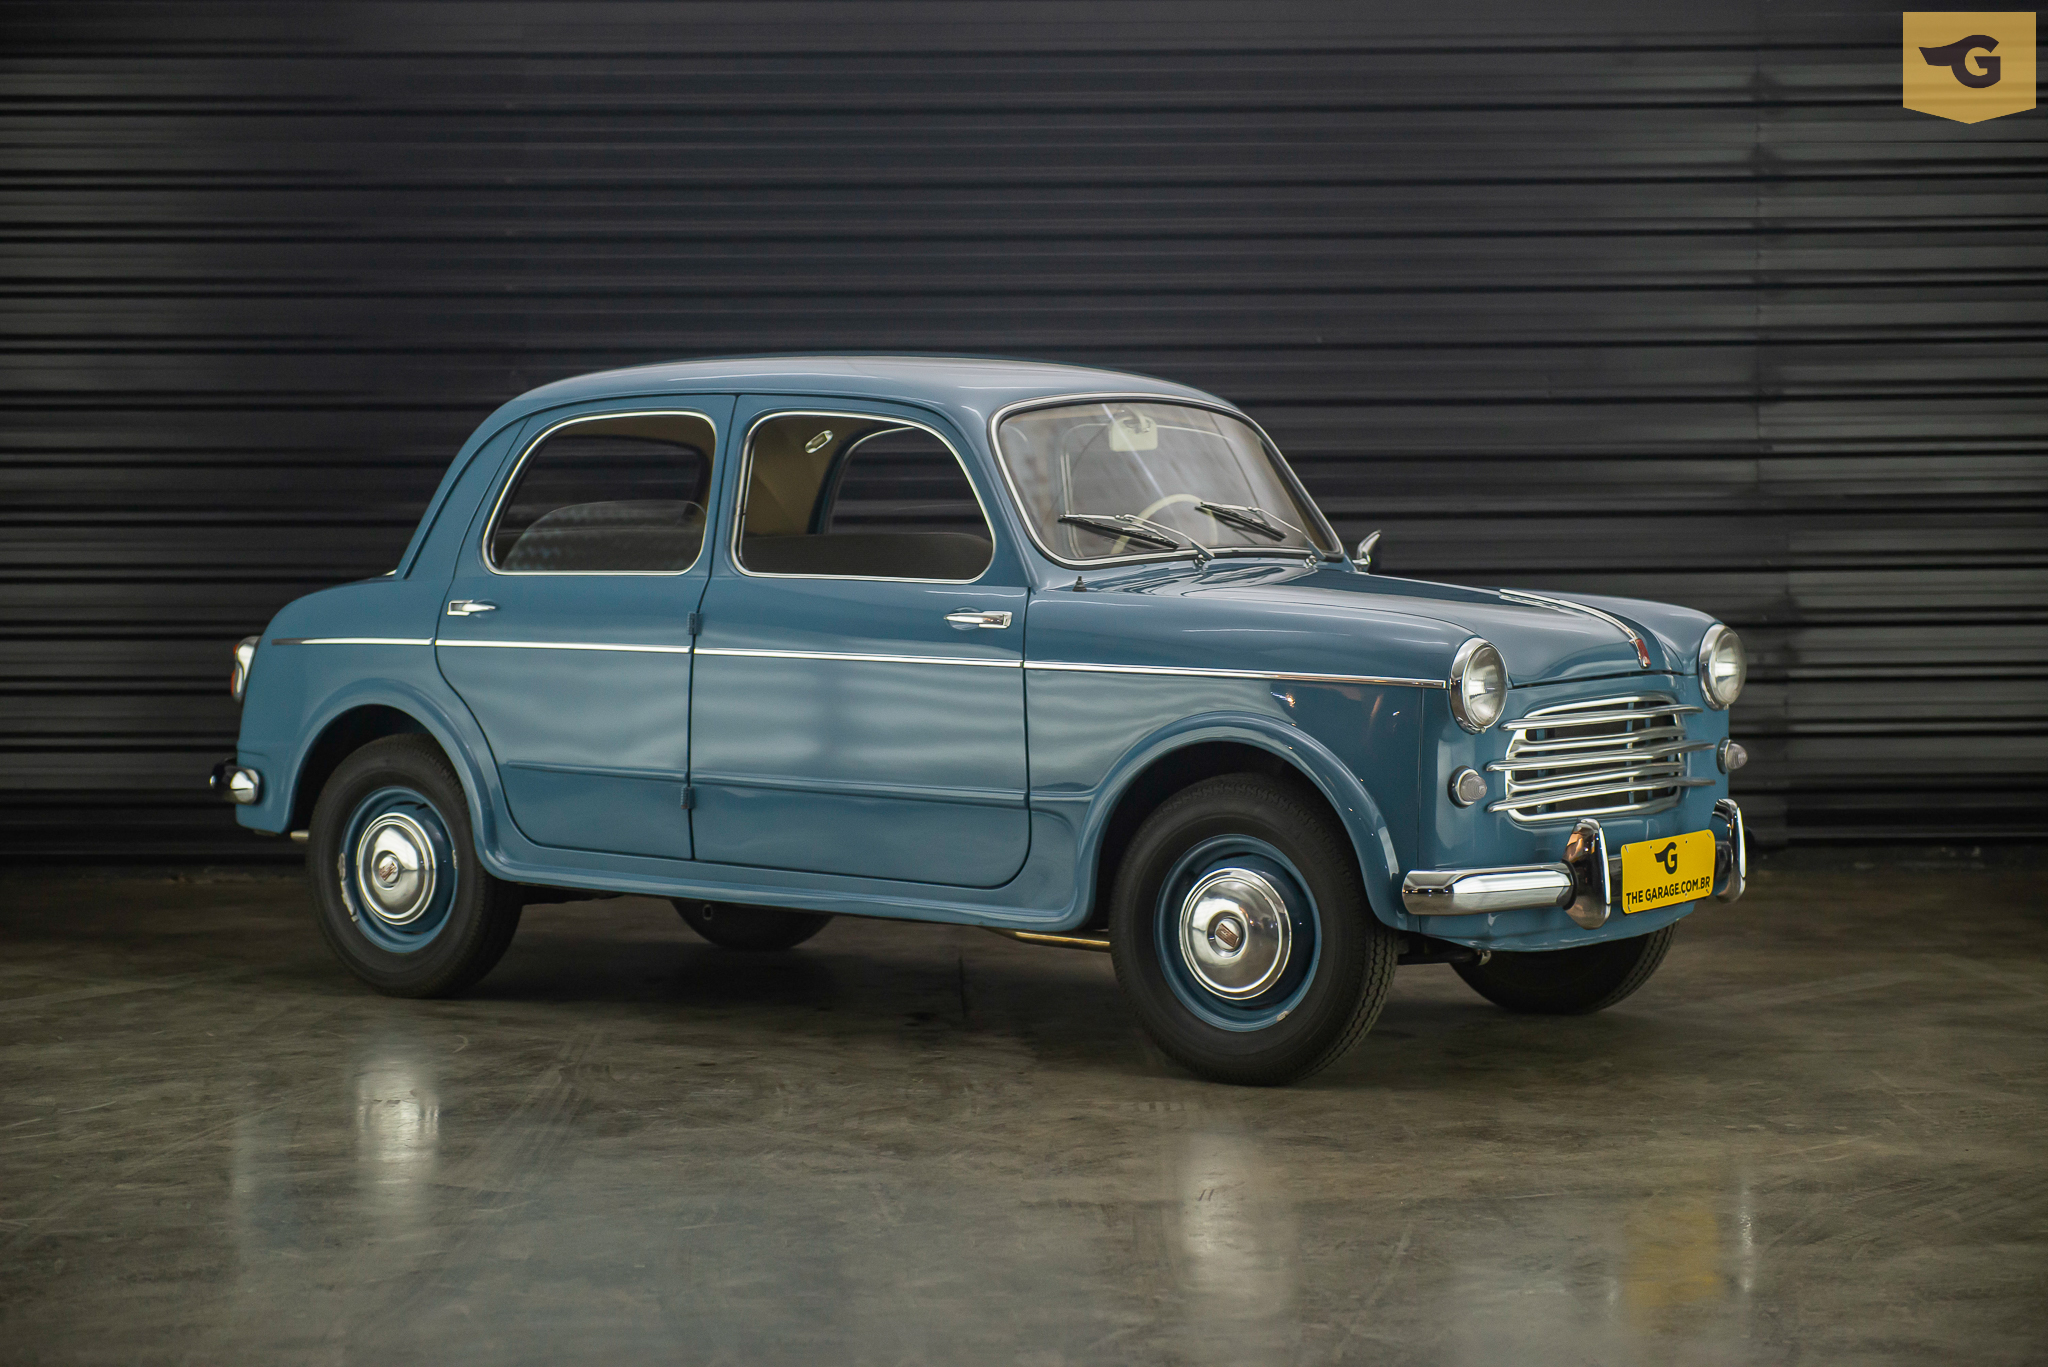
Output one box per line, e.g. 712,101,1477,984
994,401,1336,563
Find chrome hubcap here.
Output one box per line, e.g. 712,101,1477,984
1178,867,1292,999
353,813,436,926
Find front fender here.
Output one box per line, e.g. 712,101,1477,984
1072,711,1405,929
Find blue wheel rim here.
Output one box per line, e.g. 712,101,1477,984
337,785,458,954
1153,835,1321,1032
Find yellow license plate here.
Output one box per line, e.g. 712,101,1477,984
1619,830,1717,914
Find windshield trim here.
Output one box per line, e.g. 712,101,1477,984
986,392,1344,572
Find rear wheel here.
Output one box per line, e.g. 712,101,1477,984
673,900,832,951
1452,925,1675,1015
1108,774,1397,1086
307,735,522,997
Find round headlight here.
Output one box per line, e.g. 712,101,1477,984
1698,624,1746,709
1448,638,1506,734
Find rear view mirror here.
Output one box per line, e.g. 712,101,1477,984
1106,407,1158,451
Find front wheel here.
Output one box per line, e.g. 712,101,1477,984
307,735,522,997
1452,925,1675,1015
1109,775,1397,1086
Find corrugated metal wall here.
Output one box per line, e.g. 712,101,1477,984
4,2,2043,860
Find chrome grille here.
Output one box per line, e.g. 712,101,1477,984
1488,693,1713,823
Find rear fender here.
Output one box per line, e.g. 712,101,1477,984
279,679,504,857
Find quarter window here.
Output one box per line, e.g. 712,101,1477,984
489,413,716,573
736,415,993,580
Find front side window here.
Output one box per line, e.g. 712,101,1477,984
488,413,716,573
735,414,993,581
995,401,1336,564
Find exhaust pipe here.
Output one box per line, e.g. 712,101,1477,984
985,928,1111,954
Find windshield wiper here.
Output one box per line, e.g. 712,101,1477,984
1058,512,1213,563
1197,501,1313,545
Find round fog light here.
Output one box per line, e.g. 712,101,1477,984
1449,767,1488,807
1718,739,1749,773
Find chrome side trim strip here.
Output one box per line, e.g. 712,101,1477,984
270,637,433,647
436,639,695,654
696,646,1018,668
274,637,1434,693
1025,660,1445,689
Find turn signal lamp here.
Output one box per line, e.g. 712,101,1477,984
230,635,259,704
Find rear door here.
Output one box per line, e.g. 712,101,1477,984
436,397,734,859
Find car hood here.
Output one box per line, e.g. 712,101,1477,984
1032,561,1716,688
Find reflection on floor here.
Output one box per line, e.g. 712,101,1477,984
1,852,2043,1364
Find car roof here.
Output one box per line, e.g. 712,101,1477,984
485,354,1234,437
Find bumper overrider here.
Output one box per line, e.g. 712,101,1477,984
1401,798,1746,928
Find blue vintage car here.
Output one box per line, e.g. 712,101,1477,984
213,356,1748,1085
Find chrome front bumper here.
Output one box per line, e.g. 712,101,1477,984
208,757,262,805
1400,864,1575,917
1401,798,1747,924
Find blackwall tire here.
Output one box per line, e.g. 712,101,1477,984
674,900,833,951
306,735,522,998
1452,925,1676,1015
1108,774,1397,1086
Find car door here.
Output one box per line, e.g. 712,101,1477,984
688,399,1030,887
435,397,734,859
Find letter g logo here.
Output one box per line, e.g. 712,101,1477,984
1903,13,2036,122
1920,34,2002,86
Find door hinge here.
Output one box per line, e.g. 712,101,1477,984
680,785,696,811
686,611,702,636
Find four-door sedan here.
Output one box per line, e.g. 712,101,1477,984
213,356,1748,1085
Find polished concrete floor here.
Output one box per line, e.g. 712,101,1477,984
1,853,2043,1365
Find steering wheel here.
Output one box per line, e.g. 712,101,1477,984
1108,493,1203,555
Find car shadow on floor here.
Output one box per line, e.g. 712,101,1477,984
447,899,1702,1091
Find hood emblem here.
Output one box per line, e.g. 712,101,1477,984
1497,590,1654,669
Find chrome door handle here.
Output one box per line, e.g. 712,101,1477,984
944,610,1012,630
445,600,498,617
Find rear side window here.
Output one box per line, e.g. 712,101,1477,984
488,413,716,573
736,415,993,580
